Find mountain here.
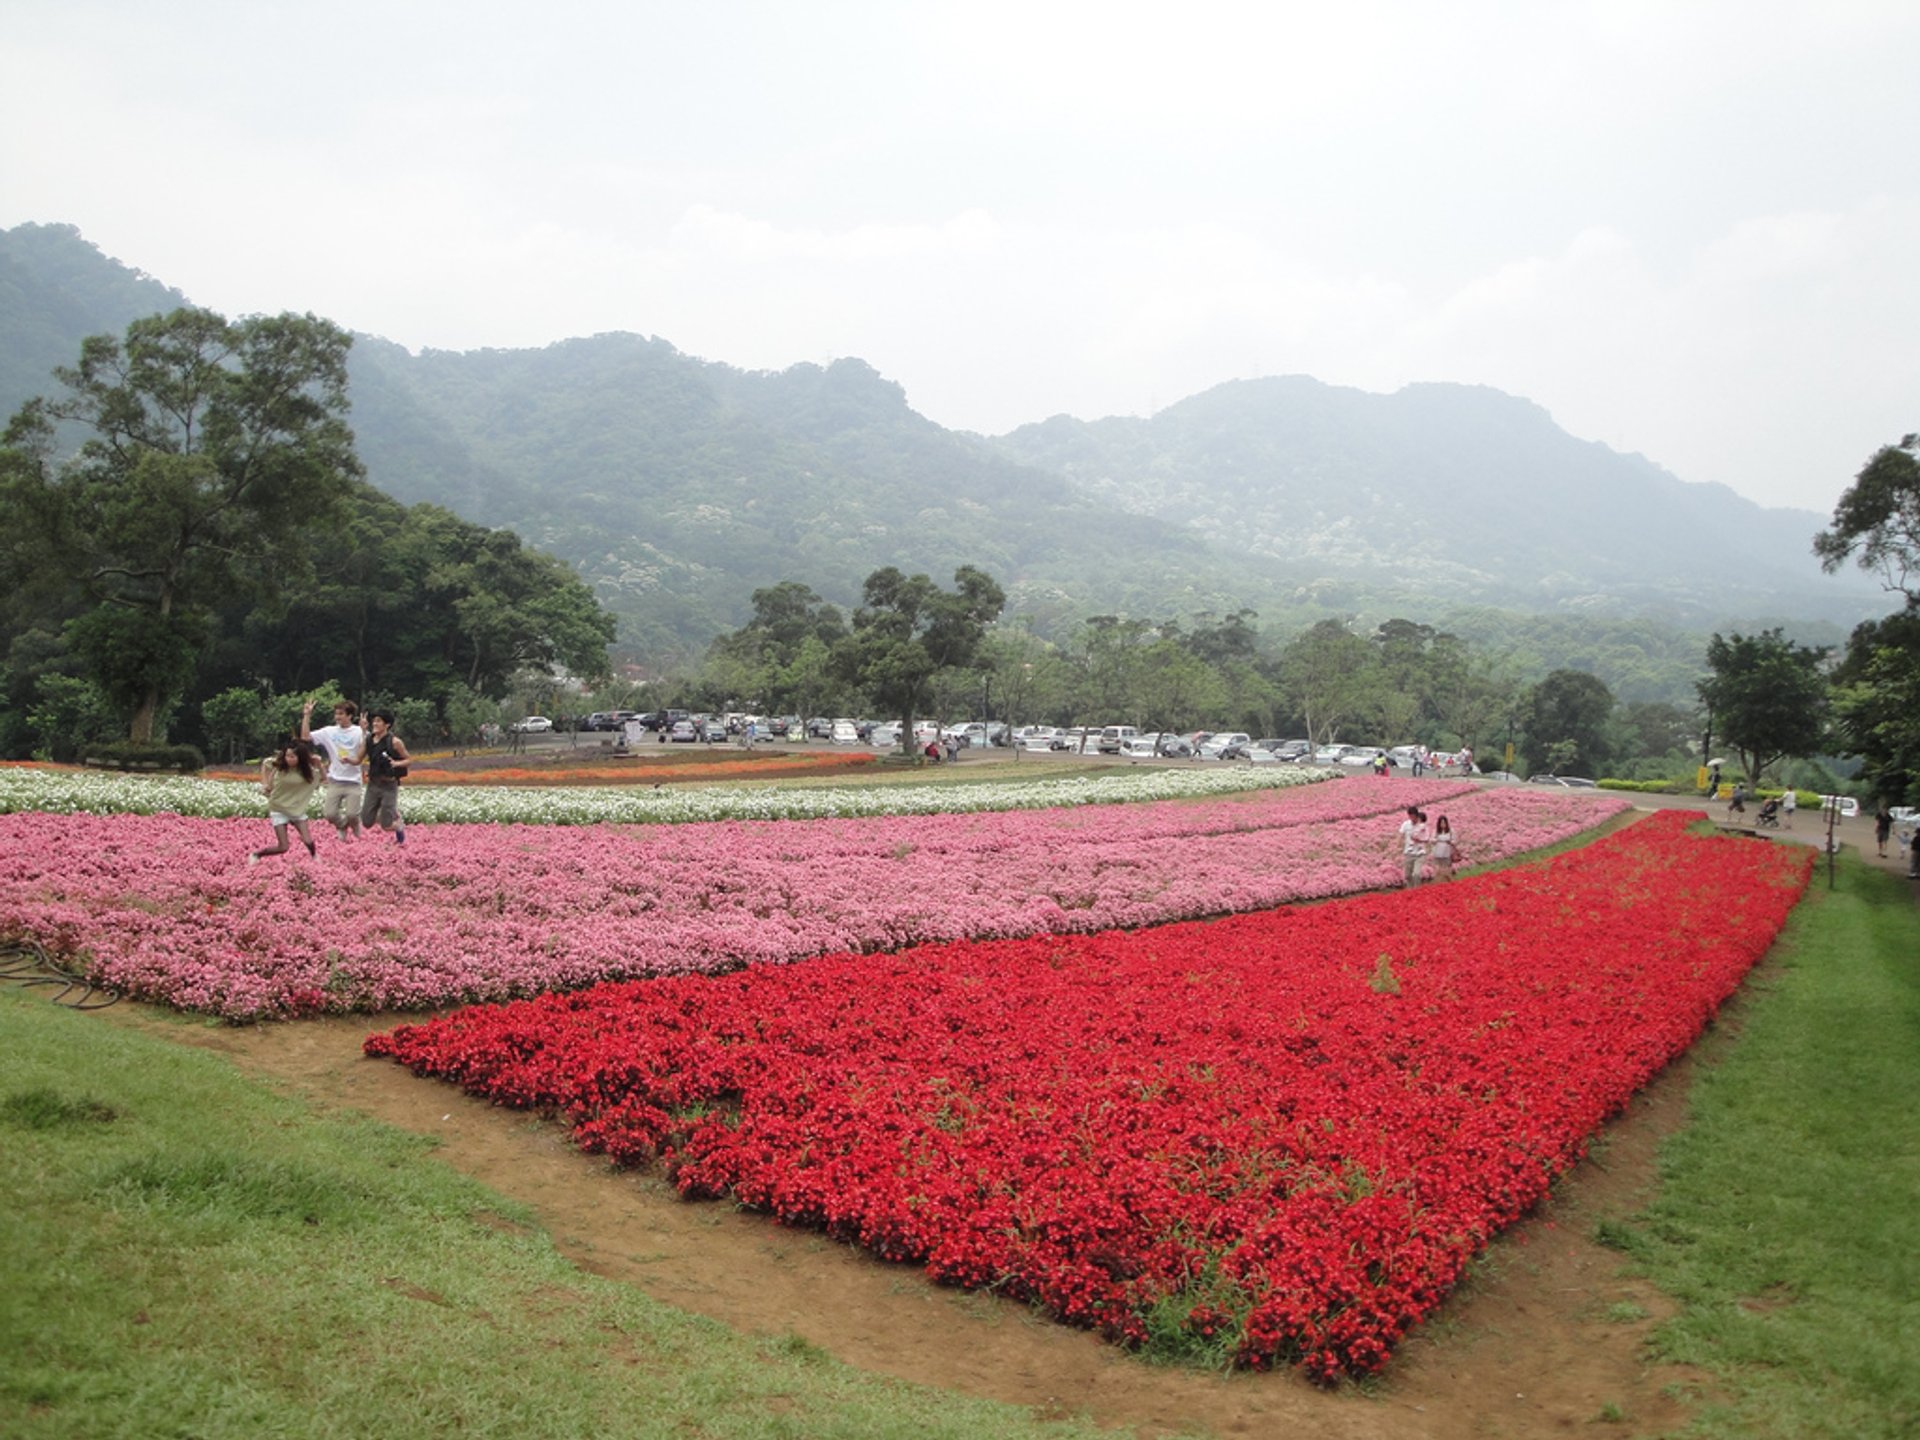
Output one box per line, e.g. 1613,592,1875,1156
987,377,1843,620
0,222,1888,663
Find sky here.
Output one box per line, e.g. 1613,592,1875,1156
3,1,1914,514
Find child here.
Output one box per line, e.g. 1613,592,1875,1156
360,709,411,845
250,738,324,863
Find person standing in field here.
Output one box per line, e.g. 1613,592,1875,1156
1426,814,1457,881
1389,806,1428,887
1875,803,1893,858
249,737,324,864
360,708,411,846
303,698,366,840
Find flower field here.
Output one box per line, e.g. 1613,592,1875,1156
0,781,1619,1019
367,811,1812,1380
0,759,1336,825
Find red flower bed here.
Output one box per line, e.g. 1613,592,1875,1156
366,812,1809,1379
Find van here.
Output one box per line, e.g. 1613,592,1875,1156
1097,725,1139,754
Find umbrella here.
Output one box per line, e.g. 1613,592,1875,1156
1706,757,1727,767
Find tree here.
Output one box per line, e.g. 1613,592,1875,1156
1,308,362,740
1695,630,1829,785
1278,620,1377,749
1815,433,1920,603
839,566,1004,752
1521,670,1615,777
1830,610,1920,804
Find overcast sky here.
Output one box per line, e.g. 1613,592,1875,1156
4,2,1914,514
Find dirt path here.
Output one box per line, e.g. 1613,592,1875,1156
99,998,1701,1440
92,794,1888,1439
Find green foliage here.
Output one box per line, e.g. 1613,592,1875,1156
1521,669,1615,777
3,307,362,741
1830,608,1920,805
840,566,1005,740
1815,431,1920,604
1697,629,1830,786
80,740,205,772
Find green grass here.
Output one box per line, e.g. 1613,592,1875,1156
1597,857,1920,1439
0,992,1112,1440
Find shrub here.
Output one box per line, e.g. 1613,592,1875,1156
81,742,206,773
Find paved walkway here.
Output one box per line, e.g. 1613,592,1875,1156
1613,788,1915,882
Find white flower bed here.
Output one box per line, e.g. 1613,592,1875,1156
0,763,1335,825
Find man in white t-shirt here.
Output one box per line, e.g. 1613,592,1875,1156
1388,805,1429,886
302,698,366,839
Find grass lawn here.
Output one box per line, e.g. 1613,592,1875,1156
1598,855,1920,1438
0,990,1111,1440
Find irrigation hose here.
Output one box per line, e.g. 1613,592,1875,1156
0,938,122,1010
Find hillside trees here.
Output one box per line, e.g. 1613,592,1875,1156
702,581,847,718
1,308,362,741
0,308,617,760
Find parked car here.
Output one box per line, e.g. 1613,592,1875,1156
699,718,727,743
1338,747,1388,768
511,716,553,734
1097,725,1140,755
869,723,902,747
668,720,697,742
1052,728,1091,753
1201,732,1252,759
830,718,860,744
1156,734,1195,758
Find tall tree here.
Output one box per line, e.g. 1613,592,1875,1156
1830,610,1920,804
1696,629,1829,786
1521,669,1615,777
1815,432,1920,603
839,566,1004,751
1,308,362,740
1278,620,1377,749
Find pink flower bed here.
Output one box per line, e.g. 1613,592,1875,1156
0,781,1624,1019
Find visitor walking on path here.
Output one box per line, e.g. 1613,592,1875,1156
1875,803,1893,858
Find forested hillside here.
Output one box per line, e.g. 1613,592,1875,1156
0,221,1889,685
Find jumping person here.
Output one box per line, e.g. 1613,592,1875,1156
360,709,411,845
249,738,324,864
303,698,366,840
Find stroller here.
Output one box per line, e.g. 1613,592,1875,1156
1755,797,1782,829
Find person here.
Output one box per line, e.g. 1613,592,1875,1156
1410,747,1426,779
303,698,366,840
1705,762,1722,801
1426,814,1457,881
1875,803,1892,858
360,709,411,846
249,737,324,864
1459,745,1473,775
1372,750,1389,777
1727,782,1747,818
1388,805,1428,887
1781,787,1796,829
924,739,941,763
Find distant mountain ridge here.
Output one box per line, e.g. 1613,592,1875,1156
0,222,1885,662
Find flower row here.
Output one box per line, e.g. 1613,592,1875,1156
0,758,1335,825
0,782,1617,1019
367,810,1812,1379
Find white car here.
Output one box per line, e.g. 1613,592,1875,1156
511,716,553,734
869,723,902,747
829,718,860,744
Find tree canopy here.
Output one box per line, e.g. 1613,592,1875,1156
1696,629,1830,785
2,308,362,740
839,566,1005,748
